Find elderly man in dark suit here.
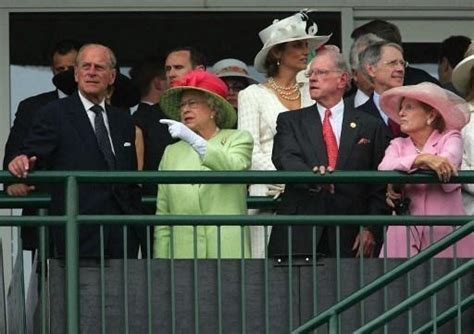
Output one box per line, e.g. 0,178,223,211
268,48,389,260
8,43,141,258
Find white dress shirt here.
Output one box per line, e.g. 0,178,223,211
373,92,389,125
317,99,344,146
78,91,115,154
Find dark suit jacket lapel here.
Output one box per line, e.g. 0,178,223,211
67,93,99,150
337,103,359,169
302,105,327,166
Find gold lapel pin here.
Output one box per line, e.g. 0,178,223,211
350,122,357,128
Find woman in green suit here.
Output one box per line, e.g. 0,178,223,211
155,70,254,258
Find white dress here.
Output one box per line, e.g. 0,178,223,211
461,102,474,214
238,83,315,258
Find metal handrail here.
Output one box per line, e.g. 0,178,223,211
2,169,474,184
292,221,474,333
353,260,473,334
2,170,473,334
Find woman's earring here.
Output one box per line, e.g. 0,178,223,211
427,119,432,126
277,59,280,67
210,115,214,119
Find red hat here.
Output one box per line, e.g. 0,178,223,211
160,70,237,129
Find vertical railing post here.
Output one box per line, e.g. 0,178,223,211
65,176,79,334
329,313,339,334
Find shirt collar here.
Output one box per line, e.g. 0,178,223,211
78,91,106,112
316,99,344,118
373,91,389,123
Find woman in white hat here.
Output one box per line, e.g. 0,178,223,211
452,41,474,215
238,10,330,258
378,82,473,258
155,70,253,259
212,58,258,113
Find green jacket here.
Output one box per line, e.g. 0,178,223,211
154,129,253,258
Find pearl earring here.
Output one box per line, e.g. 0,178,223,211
210,115,214,119
277,59,280,66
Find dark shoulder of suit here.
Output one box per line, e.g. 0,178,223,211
3,90,58,167
132,102,173,172
404,66,440,86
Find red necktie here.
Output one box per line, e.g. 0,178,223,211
388,118,401,138
322,109,338,169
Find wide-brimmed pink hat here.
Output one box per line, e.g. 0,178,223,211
159,70,236,129
380,82,470,131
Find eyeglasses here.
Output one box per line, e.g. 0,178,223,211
179,99,207,110
304,69,343,78
382,59,409,68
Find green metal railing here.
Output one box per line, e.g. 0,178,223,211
1,170,473,333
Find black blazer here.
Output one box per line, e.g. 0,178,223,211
3,90,59,250
269,102,390,258
20,92,141,257
357,95,396,139
132,102,174,200
4,90,58,168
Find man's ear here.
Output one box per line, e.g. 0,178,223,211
195,65,206,71
365,63,376,79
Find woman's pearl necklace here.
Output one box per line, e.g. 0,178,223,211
268,77,301,101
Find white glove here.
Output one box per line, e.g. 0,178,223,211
160,119,207,157
266,184,285,199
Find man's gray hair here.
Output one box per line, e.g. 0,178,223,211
349,33,384,70
76,43,117,69
359,41,403,68
315,48,351,90
358,41,403,81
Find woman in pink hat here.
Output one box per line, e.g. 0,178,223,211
155,70,253,259
378,82,474,258
238,10,331,258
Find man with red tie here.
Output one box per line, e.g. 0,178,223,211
357,41,407,138
268,48,390,260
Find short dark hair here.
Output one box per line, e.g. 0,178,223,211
351,20,402,45
166,46,207,69
49,39,81,62
264,43,286,77
438,35,471,68
129,56,165,96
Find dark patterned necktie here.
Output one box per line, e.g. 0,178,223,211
90,105,116,170
322,109,338,169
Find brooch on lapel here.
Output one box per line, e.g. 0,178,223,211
221,137,227,145
350,122,357,129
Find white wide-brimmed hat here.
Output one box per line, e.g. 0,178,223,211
380,82,470,131
253,10,331,73
452,41,474,96
212,58,258,84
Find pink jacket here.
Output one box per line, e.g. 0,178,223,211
378,130,473,258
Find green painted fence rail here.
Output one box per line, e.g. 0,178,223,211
1,170,473,334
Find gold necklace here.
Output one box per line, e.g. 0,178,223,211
268,77,301,101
